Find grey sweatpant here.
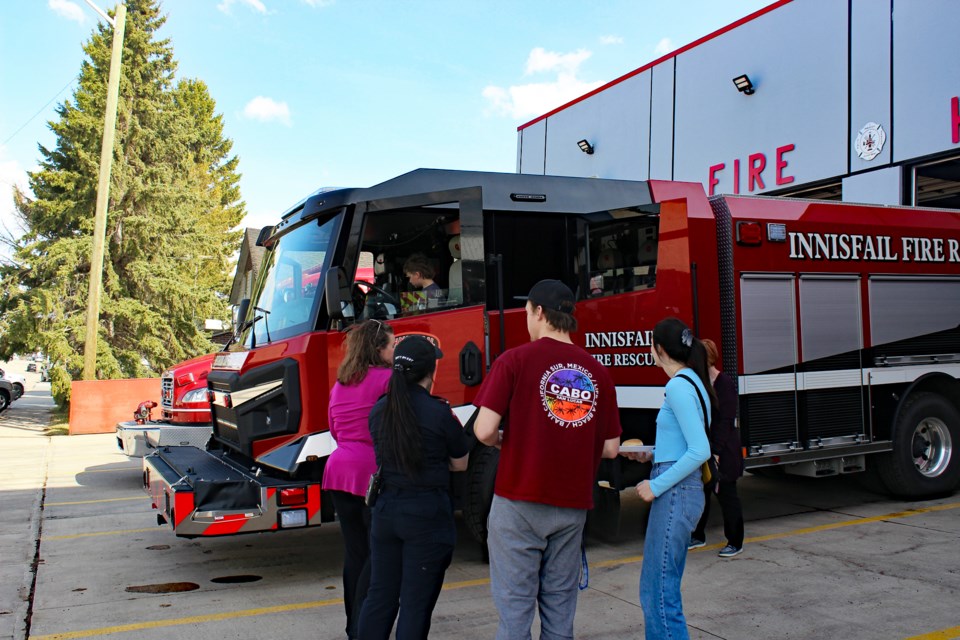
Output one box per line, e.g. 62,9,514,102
487,495,587,640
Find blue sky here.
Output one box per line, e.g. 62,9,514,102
0,0,772,251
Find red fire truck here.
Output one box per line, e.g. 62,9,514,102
117,353,215,458
143,169,960,538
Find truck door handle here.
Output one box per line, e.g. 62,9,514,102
459,341,482,387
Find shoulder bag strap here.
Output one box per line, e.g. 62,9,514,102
675,373,710,436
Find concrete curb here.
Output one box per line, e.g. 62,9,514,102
13,436,49,640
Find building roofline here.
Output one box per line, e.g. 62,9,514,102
517,0,793,131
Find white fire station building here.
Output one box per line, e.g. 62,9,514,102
516,0,960,210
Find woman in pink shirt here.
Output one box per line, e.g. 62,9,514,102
323,319,395,639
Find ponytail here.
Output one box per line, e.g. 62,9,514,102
686,338,718,410
652,318,718,409
377,367,431,478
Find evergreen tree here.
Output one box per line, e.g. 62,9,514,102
0,0,244,405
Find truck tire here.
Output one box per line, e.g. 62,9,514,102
0,390,8,412
463,444,498,545
12,383,23,400
875,392,960,498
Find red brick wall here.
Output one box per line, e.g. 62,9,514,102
69,378,161,435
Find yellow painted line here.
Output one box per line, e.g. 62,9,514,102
45,528,156,541
45,468,140,479
905,627,960,640
29,578,488,640
33,501,960,638
29,597,345,640
46,496,144,506
593,500,960,568
55,467,141,473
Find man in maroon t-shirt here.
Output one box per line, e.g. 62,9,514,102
474,279,621,640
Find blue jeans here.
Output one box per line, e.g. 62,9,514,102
640,463,705,640
487,495,587,640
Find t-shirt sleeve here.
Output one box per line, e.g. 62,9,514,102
473,353,515,416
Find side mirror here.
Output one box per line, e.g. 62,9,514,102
255,226,274,247
324,267,354,320
235,298,251,328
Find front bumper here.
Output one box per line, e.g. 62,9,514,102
116,421,213,458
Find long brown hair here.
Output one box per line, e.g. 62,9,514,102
336,319,393,385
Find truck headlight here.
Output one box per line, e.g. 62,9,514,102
180,389,208,404
279,509,307,528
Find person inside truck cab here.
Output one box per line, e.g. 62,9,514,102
402,253,443,310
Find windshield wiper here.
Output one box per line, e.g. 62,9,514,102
226,315,258,350
254,306,272,344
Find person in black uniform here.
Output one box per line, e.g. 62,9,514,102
357,336,470,640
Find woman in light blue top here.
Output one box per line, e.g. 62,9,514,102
632,317,713,640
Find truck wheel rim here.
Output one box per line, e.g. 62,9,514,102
912,418,951,478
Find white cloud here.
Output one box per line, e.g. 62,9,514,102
524,47,592,76
48,0,85,23
0,149,29,259
241,96,292,126
600,35,624,45
483,47,602,120
217,0,267,14
653,37,673,56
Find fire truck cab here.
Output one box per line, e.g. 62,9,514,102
117,353,215,458
143,169,960,538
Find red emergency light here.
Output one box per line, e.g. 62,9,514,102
278,487,308,506
736,221,763,245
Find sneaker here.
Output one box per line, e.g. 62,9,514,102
718,544,743,558
688,538,706,550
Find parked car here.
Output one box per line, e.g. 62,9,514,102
0,368,25,400
0,379,12,412
26,363,37,373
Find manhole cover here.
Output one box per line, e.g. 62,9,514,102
126,582,199,594
145,545,170,551
210,575,262,584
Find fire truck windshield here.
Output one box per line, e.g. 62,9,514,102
241,214,339,347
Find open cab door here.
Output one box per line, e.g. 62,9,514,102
330,186,487,416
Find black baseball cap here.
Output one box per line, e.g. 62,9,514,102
524,279,576,314
393,336,443,375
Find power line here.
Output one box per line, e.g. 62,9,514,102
2,75,79,147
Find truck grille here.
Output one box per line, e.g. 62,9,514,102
161,375,174,409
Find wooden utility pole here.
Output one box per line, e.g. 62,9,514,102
82,3,126,380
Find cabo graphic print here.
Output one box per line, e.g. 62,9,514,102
540,363,598,428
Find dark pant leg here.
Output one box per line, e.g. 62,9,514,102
692,485,711,542
357,500,403,640
716,480,744,548
394,492,455,640
350,554,372,639
330,490,371,639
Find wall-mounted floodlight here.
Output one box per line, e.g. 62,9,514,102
733,74,755,95
577,139,595,154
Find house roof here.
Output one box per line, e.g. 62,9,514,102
228,227,267,304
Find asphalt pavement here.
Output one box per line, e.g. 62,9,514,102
1,361,958,640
